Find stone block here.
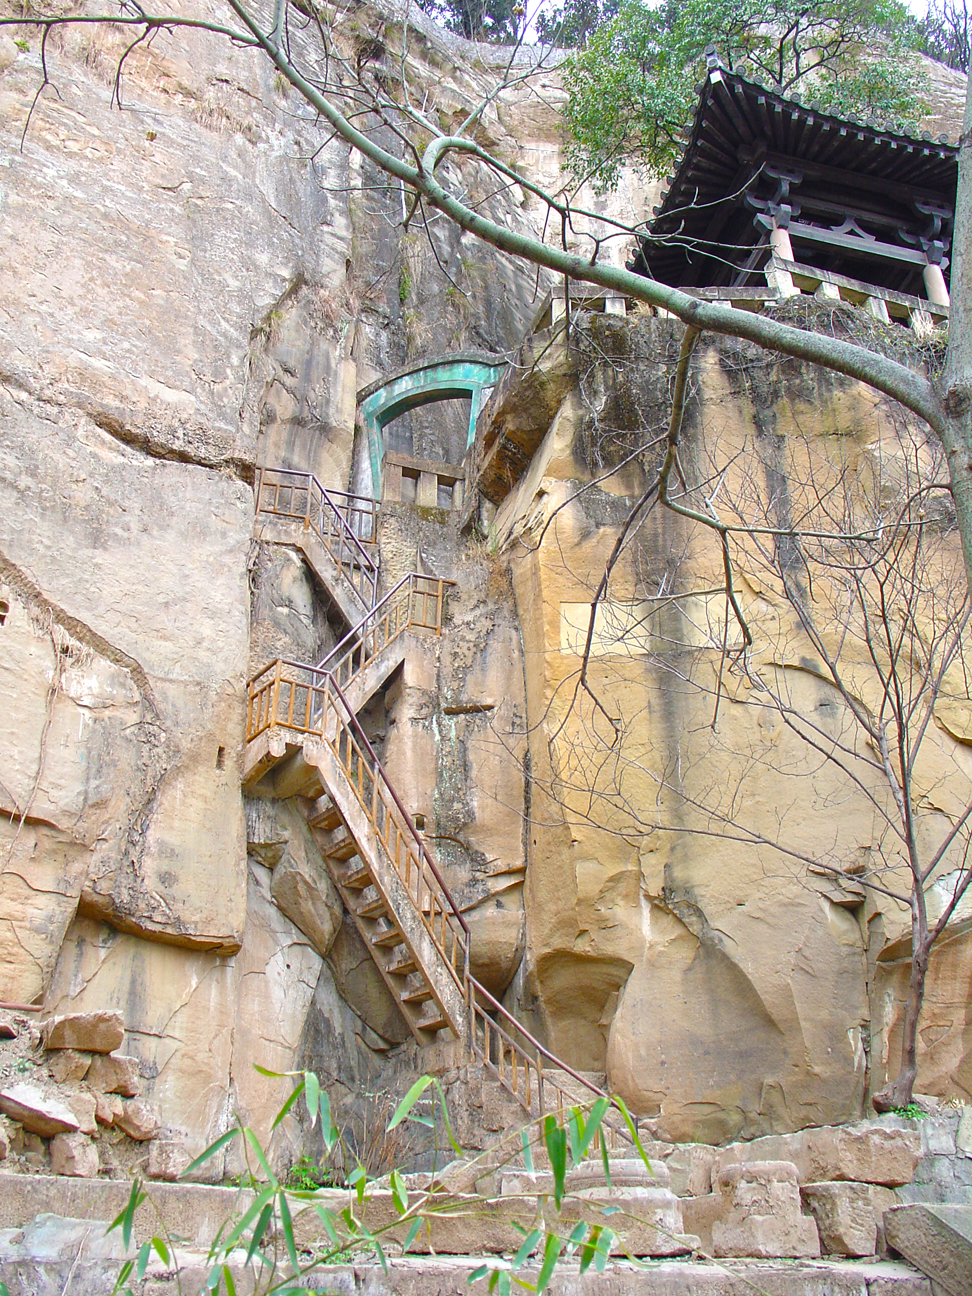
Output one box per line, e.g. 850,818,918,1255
0,1083,80,1137
680,1192,722,1253
116,1099,161,1141
47,1049,91,1085
957,1107,972,1156
50,1132,100,1178
920,1115,957,1157
801,1181,877,1256
664,1144,717,1197
93,1091,123,1127
148,1137,191,1182
86,1053,140,1098
42,1012,124,1054
884,1203,972,1296
66,1092,98,1136
0,1119,8,1161
713,1161,820,1259
716,1124,921,1187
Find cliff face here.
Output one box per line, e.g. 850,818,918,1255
1,0,969,1173
0,0,586,1165
490,312,972,1144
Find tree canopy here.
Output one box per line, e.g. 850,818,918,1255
563,0,929,191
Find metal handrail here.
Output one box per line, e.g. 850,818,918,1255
255,467,380,606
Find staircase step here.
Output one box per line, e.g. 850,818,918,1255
306,795,342,830
342,864,374,890
323,834,359,862
371,925,406,948
416,1014,449,1034
386,955,419,976
400,986,434,1005
357,895,390,920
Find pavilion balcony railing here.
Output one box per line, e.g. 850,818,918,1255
254,466,380,609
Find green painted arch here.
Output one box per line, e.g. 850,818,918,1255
357,355,504,496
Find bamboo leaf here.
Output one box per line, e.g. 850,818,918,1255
181,1129,239,1179
243,1127,276,1185
595,1228,614,1273
271,1078,305,1131
577,1097,610,1159
520,1128,534,1173
497,1271,511,1296
278,1192,300,1276
512,1228,541,1269
313,1204,340,1247
387,1075,433,1130
432,1077,462,1156
304,1071,320,1128
136,1241,151,1281
245,1203,274,1267
108,1179,145,1251
348,1164,367,1206
535,1232,562,1293
544,1116,568,1208
218,1185,277,1255
600,1131,611,1188
151,1236,170,1266
373,1238,388,1274
566,1221,587,1255
403,1217,422,1253
390,1169,408,1215
467,1264,489,1283
580,1225,601,1274
611,1096,652,1170
222,1265,237,1296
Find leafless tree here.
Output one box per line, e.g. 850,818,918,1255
520,327,972,1109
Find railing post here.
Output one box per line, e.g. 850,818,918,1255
271,659,282,728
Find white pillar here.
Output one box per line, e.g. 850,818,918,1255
765,223,799,298
864,295,891,324
923,262,950,307
769,224,795,263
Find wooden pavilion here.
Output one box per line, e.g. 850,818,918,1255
627,50,958,325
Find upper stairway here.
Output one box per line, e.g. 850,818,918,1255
254,466,379,628
244,545,637,1154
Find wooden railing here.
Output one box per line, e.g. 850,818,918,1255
468,977,632,1152
254,467,380,608
245,575,635,1153
317,574,451,693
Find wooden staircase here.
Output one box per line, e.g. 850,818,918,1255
246,479,636,1151
254,466,380,627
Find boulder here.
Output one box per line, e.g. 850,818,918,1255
270,854,341,958
42,1011,124,1054
65,1092,98,1136
801,1181,877,1256
712,1161,820,1259
47,1049,91,1084
115,1099,161,1141
86,1053,140,1098
93,1090,124,1127
884,1203,972,1296
0,1083,80,1137
147,1136,191,1181
50,1131,100,1178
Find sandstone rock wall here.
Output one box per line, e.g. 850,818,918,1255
493,313,972,1143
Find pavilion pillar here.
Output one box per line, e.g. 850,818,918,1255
765,223,799,299
923,261,950,308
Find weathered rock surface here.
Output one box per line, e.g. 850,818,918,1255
43,1012,124,1055
712,1161,820,1259
85,1054,140,1099
716,1125,922,1187
802,1181,879,1256
49,1133,99,1179
884,1202,972,1295
0,1085,80,1138
115,1100,161,1142
47,1051,91,1085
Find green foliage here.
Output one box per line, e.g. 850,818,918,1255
563,0,929,191
95,1065,677,1295
414,0,521,42
13,37,28,51
285,1156,339,1191
893,1101,929,1120
398,265,411,304
535,0,618,48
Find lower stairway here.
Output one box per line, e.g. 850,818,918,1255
244,572,636,1164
